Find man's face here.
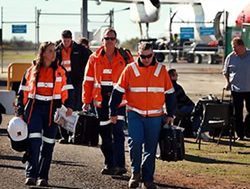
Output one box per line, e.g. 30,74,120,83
170,71,178,81
232,42,246,56
138,49,154,67
62,37,72,48
102,31,116,49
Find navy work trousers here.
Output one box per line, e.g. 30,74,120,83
26,101,57,181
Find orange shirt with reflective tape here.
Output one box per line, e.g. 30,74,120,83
117,62,173,116
83,46,134,106
22,65,70,105
61,47,72,72
36,67,54,96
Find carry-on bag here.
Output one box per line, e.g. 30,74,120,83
158,124,185,161
73,111,99,146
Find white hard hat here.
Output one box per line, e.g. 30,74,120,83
7,117,28,142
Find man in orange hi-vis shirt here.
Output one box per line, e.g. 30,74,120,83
110,42,176,189
82,28,134,176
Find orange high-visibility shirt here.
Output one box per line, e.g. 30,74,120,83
114,61,174,117
36,67,54,96
83,46,134,107
61,47,72,72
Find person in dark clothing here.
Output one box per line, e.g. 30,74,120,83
78,37,93,56
56,30,91,143
168,69,210,140
168,69,194,120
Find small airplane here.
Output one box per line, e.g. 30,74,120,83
95,0,201,39
95,0,250,41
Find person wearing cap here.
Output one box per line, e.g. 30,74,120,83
82,28,134,175
16,41,74,186
109,42,176,189
56,30,91,143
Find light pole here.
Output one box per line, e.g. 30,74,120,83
82,0,88,37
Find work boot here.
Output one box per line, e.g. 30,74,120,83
37,179,49,186
128,173,141,188
101,167,116,175
142,182,157,189
25,177,36,186
114,167,127,175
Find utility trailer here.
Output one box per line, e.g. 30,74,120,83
183,42,224,64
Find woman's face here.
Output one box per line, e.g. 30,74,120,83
43,44,56,67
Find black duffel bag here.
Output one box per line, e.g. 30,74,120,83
158,125,185,161
73,111,99,146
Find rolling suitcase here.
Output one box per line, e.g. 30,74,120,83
158,125,185,161
73,111,99,146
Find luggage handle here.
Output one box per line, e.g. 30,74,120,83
221,88,232,102
162,124,185,132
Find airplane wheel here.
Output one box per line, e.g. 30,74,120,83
187,54,194,63
155,53,165,63
194,54,202,64
208,55,215,64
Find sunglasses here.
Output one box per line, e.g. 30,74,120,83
104,37,116,41
140,53,153,59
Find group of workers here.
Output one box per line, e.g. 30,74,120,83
15,25,250,189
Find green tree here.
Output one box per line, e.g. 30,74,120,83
120,37,140,53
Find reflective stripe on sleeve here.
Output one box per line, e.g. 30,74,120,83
165,87,175,94
100,120,112,126
114,84,125,93
19,85,30,91
53,94,62,99
62,84,74,91
85,76,94,81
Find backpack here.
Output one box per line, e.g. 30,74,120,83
118,47,132,65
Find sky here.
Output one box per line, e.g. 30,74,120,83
0,0,250,43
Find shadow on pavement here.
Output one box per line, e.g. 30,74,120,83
0,154,22,161
30,186,82,189
0,164,24,170
156,182,192,189
184,154,250,165
52,160,87,168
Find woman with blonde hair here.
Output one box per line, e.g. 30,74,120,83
16,41,74,186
